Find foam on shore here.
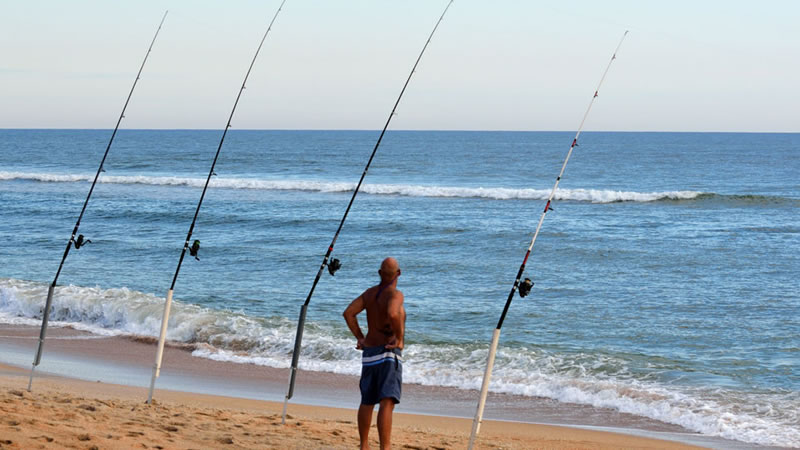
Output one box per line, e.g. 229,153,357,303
2,278,797,447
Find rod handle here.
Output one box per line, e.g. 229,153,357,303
286,304,308,400
32,285,56,367
468,328,501,450
147,289,174,403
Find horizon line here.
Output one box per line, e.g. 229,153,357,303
2,127,799,134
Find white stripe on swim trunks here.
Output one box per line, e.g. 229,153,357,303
362,352,403,364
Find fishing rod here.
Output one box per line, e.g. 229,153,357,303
281,0,455,424
26,10,169,392
467,30,629,450
146,0,288,405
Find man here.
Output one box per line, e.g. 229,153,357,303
343,257,406,450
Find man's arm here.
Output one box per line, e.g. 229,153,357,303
343,293,366,349
385,291,405,350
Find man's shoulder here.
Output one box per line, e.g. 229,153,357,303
362,285,383,299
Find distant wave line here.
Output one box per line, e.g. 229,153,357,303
1,170,703,203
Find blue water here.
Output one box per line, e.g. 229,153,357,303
1,129,798,447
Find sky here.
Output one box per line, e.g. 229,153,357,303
1,0,798,132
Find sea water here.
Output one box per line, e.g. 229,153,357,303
0,129,798,447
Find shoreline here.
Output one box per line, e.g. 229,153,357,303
1,362,707,450
0,323,766,448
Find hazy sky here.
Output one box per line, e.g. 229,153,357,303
2,1,798,132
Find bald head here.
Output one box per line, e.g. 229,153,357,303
379,257,400,283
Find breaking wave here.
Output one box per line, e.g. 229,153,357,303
0,171,703,203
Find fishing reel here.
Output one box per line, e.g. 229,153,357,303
189,240,201,261
73,234,92,249
518,278,534,298
327,258,341,276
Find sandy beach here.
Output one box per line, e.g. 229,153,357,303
0,324,720,449
0,360,706,450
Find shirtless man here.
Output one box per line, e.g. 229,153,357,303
343,257,406,450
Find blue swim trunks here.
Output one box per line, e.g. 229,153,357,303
360,346,402,405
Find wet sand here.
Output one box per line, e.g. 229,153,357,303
0,324,730,448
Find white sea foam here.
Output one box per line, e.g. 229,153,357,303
1,278,797,447
0,171,702,203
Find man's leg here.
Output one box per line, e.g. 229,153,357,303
377,398,395,450
358,403,374,450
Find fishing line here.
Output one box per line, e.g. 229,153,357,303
281,0,455,424
145,0,288,405
467,30,629,449
27,10,169,392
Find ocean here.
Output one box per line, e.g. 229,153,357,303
0,129,798,447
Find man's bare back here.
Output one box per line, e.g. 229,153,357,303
358,283,405,348
343,257,405,350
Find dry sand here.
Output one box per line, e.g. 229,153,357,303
0,363,703,450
